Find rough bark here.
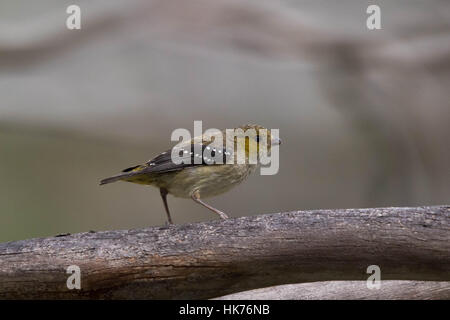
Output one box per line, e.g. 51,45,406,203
0,206,449,299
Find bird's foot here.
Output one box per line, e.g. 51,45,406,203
164,220,174,227
216,211,229,220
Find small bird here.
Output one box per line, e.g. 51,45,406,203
100,124,280,224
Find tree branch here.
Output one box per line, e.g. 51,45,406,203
215,281,450,300
0,206,448,299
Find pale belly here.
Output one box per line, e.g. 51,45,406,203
158,164,257,199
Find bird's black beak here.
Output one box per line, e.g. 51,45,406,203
271,138,282,146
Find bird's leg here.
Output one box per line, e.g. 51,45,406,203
160,188,173,224
191,190,229,220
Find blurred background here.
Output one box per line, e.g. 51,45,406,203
1,0,449,242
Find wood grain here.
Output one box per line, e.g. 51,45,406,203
0,206,449,299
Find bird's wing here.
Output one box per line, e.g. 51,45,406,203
123,143,231,175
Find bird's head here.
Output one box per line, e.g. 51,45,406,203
230,124,281,161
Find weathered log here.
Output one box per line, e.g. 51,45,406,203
215,281,450,300
0,206,448,299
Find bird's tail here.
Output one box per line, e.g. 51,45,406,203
100,173,129,185
100,165,145,185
